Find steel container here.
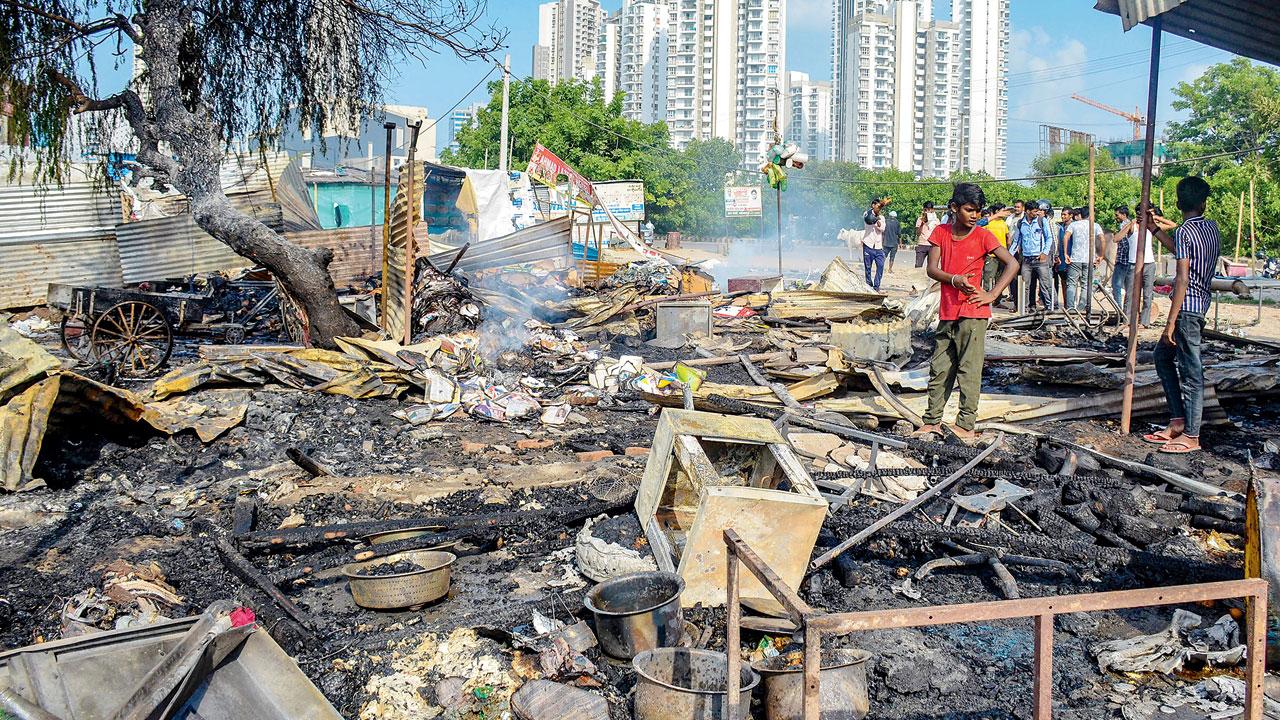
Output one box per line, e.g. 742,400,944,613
583,571,684,660
754,648,872,720
362,526,445,545
633,648,758,720
342,550,455,610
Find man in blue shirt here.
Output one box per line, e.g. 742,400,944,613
1010,200,1055,312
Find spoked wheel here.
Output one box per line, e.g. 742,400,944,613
60,313,93,360
90,301,173,377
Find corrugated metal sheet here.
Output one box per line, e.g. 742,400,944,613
427,217,572,273
289,226,379,289
116,214,251,284
0,228,121,309
1095,0,1280,66
0,182,121,233
383,162,423,342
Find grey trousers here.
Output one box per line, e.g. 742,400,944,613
1064,262,1088,310
1020,257,1054,311
1112,262,1155,324
1154,312,1206,436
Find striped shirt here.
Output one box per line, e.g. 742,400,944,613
1175,215,1221,315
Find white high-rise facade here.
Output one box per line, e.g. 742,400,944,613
618,0,670,124
598,10,622,99
832,0,1005,177
788,71,834,163
533,0,603,85
665,0,786,162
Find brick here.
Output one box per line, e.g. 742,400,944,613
517,439,555,450
624,446,650,457
576,450,615,463
460,441,487,453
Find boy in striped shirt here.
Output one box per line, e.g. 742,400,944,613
1144,176,1219,454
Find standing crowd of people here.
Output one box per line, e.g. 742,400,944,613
846,177,1221,454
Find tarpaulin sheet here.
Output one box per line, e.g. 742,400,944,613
460,170,518,242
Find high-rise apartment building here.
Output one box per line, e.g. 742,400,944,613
598,10,622,99
444,103,484,154
788,71,834,163
532,2,558,82
665,0,786,162
832,0,1005,177
533,0,603,85
617,0,670,124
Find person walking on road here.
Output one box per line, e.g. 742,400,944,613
915,201,940,268
1011,200,1055,311
861,197,889,291
884,210,902,273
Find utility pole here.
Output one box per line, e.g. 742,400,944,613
772,87,782,278
1086,144,1096,322
499,54,511,173
379,122,396,327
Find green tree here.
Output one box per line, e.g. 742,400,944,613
1028,144,1141,228
1159,59,1280,255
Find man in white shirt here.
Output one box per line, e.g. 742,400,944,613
1062,206,1104,310
1115,206,1158,326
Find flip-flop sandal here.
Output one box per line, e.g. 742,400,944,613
1158,439,1200,454
1142,431,1175,444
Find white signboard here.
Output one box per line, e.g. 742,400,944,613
575,180,645,223
725,186,763,218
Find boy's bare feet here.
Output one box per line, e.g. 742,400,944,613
913,424,943,437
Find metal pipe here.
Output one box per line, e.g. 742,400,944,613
1086,145,1096,320
379,122,396,327
1120,18,1162,435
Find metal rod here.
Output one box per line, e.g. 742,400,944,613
1033,613,1053,720
725,549,741,720
809,433,1003,572
1244,575,1268,720
1119,17,1162,435
379,122,395,327
402,120,422,345
803,622,822,720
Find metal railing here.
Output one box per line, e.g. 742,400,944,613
723,528,1268,720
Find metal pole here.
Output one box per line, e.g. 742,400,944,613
1250,176,1257,275
379,122,396,327
773,88,783,278
1119,18,1162,436
402,120,422,345
1236,190,1246,262
724,549,740,720
1086,144,1096,321
499,54,511,173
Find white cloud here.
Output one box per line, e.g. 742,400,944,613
1008,27,1089,124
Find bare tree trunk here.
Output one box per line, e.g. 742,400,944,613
135,0,360,347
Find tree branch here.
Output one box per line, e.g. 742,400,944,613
336,0,500,59
0,0,140,42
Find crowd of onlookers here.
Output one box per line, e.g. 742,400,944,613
849,196,1174,325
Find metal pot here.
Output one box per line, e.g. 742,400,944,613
753,648,872,720
342,550,455,610
633,647,759,720
583,571,684,660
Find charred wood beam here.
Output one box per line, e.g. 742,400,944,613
285,447,334,478
199,521,318,643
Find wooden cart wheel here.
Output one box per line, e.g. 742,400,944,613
60,313,93,360
90,301,173,377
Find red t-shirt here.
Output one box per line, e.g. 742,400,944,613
930,223,1002,321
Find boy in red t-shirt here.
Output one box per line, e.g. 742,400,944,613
916,183,1020,440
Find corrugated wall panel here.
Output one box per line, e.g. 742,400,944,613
0,229,122,309
287,227,382,290
0,182,121,233
116,214,251,284
427,217,572,272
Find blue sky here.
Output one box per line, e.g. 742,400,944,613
395,0,1244,174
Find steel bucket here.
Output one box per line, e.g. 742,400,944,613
754,648,872,720
583,571,684,660
633,647,758,720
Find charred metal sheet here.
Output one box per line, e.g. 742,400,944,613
0,181,121,233
116,214,253,284
427,216,573,273
0,228,122,309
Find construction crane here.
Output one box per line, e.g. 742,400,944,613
1070,94,1145,140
